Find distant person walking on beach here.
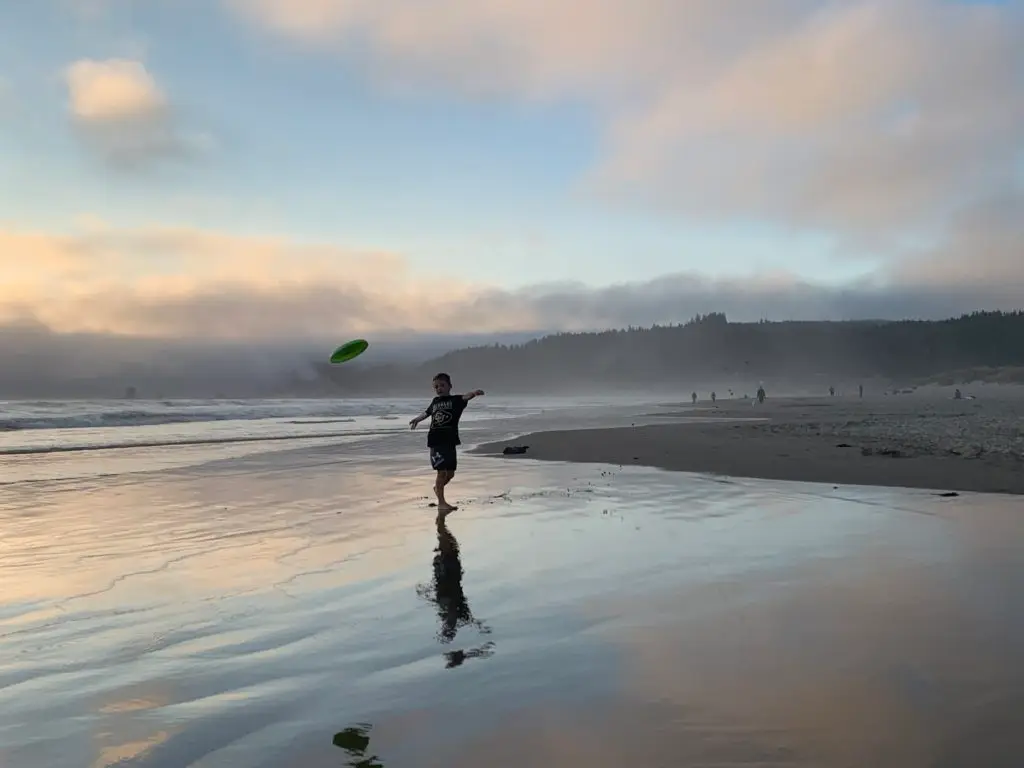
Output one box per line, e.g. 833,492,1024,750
409,373,484,514
691,391,697,404
859,384,863,398
711,391,716,403
829,385,835,397
757,384,766,404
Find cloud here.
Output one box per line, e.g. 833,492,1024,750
593,2,1024,237
228,0,1024,246
66,58,165,120
0,220,1020,344
227,0,785,99
891,189,1024,289
64,58,203,169
0,222,487,338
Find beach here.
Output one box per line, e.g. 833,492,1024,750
1,396,1022,767
477,389,1024,495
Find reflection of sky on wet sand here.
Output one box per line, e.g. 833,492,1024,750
436,551,1024,767
1,441,1021,767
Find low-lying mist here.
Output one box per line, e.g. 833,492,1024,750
5,311,1022,399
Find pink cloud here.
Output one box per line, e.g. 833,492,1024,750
64,58,210,169
66,59,166,121
0,223,526,337
229,0,1024,251
1,217,1020,340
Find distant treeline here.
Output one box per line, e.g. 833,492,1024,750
313,310,1024,395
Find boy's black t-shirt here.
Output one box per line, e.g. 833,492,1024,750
426,395,468,447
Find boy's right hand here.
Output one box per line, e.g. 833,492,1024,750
409,420,419,429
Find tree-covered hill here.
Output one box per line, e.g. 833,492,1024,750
315,310,1024,395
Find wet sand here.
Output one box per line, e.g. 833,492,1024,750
1,412,1023,767
476,392,1024,494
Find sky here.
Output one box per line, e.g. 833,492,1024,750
1,0,1022,341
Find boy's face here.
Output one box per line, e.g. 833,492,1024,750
433,378,451,396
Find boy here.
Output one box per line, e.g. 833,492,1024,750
409,373,484,513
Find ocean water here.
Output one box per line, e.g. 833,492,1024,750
0,396,646,483
1,398,1021,767
0,396,562,454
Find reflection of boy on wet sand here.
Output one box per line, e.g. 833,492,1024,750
415,519,494,668
417,520,492,639
433,520,473,642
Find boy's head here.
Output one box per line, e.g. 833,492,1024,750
432,373,452,396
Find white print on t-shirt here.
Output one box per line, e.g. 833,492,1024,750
430,397,459,429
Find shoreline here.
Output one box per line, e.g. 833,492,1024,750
474,395,1024,495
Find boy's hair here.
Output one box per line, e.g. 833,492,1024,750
433,372,452,385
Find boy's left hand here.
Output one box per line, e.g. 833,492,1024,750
473,389,485,397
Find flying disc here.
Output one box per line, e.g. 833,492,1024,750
330,339,369,364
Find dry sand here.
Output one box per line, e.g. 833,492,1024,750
475,389,1024,495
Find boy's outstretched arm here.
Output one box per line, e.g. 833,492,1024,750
462,389,485,401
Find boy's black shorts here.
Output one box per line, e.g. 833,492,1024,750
429,445,458,472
